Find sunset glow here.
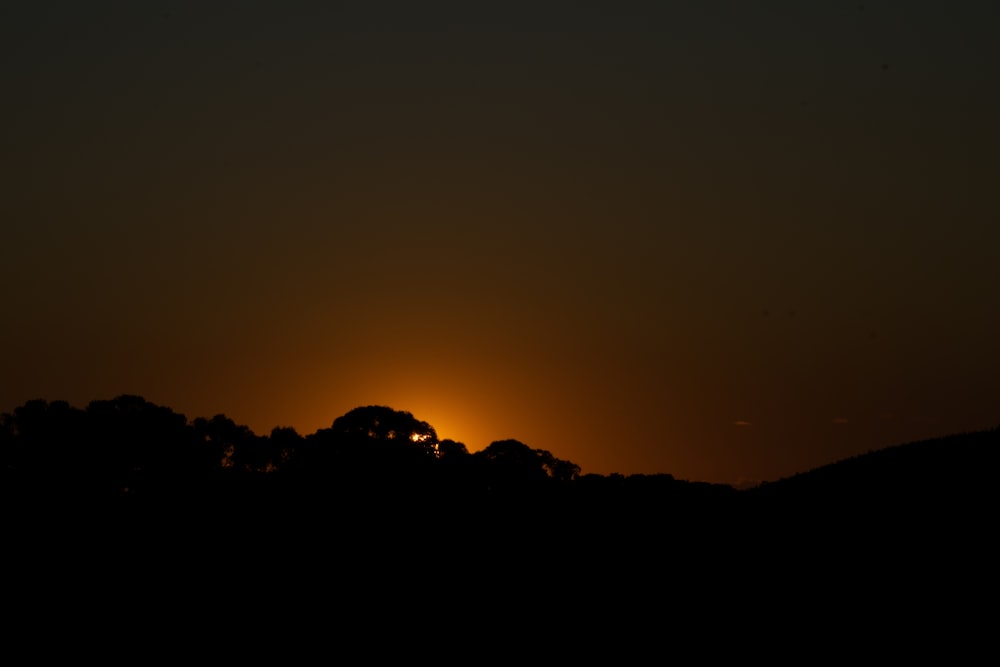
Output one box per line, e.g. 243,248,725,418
2,1,997,485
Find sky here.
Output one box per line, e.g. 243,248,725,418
2,1,998,485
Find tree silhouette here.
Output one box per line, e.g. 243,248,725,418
192,414,260,471
85,395,208,497
477,439,580,492
437,438,469,460
268,426,303,470
2,399,87,497
329,405,439,457
283,405,444,499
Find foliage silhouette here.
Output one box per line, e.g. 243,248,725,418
3,394,997,562
475,439,581,493
330,405,438,453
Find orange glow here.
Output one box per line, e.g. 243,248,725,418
4,3,997,488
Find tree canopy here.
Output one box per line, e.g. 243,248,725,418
329,405,439,457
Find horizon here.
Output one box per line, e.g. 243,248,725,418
3,393,996,487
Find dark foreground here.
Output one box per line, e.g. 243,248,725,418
4,402,996,656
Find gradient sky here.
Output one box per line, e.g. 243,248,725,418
2,1,998,485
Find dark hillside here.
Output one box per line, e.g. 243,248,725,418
747,426,998,509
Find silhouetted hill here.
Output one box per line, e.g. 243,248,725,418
738,426,998,554
746,426,998,509
734,427,998,596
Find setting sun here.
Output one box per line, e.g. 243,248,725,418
1,1,997,486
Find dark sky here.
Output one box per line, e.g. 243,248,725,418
2,0,998,485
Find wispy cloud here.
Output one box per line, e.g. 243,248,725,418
734,420,752,427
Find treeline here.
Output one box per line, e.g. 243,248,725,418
5,394,995,534
0,395,736,515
